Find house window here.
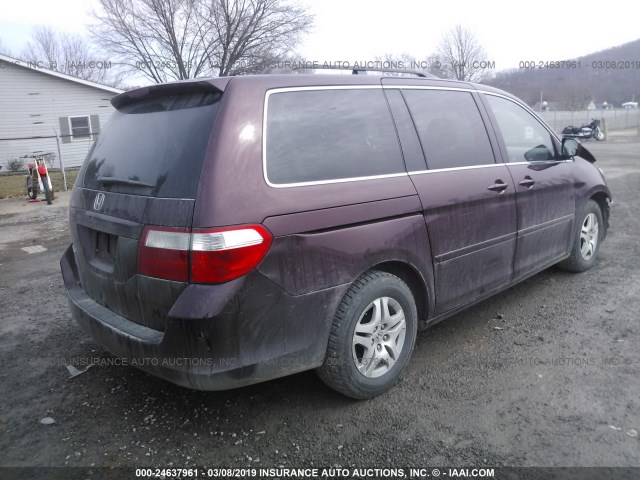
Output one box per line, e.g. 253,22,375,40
69,116,92,140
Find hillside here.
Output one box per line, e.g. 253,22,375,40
485,39,640,108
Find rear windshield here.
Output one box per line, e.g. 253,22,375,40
81,92,221,198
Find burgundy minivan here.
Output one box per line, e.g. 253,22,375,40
61,72,611,399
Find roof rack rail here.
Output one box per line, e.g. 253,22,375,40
355,67,436,78
261,64,438,79
311,64,437,78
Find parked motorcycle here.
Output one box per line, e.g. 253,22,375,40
25,157,53,204
562,119,605,141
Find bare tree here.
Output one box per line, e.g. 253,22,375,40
374,53,445,78
436,25,490,82
22,26,124,87
91,0,312,83
24,27,59,68
373,53,419,76
202,0,313,76
0,37,14,56
91,0,209,83
424,53,448,78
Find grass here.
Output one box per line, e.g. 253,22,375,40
0,169,80,199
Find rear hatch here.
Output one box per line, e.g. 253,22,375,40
69,81,223,331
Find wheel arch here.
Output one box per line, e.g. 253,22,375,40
590,190,610,239
370,260,431,330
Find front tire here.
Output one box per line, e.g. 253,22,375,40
595,129,605,141
43,179,52,205
317,271,418,399
559,200,604,272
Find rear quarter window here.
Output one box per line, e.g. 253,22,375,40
265,89,405,185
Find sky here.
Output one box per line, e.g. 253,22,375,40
1,0,638,78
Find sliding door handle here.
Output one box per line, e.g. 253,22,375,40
519,176,535,188
487,181,508,193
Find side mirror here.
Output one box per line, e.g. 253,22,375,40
561,137,597,163
562,138,579,158
524,144,554,162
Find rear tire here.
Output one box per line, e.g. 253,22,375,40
317,270,418,399
559,200,604,272
28,186,37,200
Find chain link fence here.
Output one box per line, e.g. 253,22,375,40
0,133,98,190
538,109,640,136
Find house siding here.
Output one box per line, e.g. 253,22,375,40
0,59,120,171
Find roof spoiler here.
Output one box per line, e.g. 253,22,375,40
111,79,228,110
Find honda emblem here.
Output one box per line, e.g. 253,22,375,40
93,192,105,211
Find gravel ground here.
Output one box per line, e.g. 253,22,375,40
0,142,639,472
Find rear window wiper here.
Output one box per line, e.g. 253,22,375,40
97,176,155,188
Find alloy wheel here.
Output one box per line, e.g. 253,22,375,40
352,297,406,378
580,212,599,260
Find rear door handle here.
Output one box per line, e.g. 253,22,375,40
487,180,508,193
519,176,535,188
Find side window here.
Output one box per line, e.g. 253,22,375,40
485,94,557,163
403,89,495,170
265,89,404,185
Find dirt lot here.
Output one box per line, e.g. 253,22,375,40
1,142,639,473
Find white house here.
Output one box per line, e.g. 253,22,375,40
0,53,123,171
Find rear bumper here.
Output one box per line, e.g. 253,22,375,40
60,244,346,390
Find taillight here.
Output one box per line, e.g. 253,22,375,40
138,225,272,284
191,225,272,283
139,227,190,282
